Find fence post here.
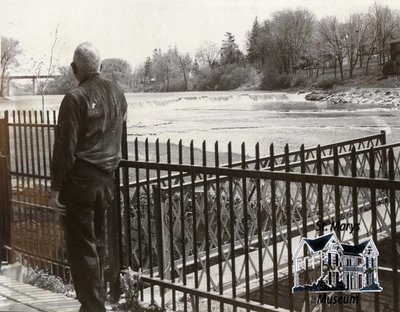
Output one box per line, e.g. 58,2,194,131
109,168,122,303
270,143,279,308
0,156,10,267
0,111,10,157
0,111,10,267
153,185,167,285
388,149,399,312
0,114,4,155
380,130,386,146
121,121,128,160
108,123,128,303
316,145,324,237
380,130,388,179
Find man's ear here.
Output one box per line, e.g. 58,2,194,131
71,62,78,75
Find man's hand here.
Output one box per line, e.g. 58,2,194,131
51,190,66,209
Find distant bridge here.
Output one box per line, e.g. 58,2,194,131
5,74,61,96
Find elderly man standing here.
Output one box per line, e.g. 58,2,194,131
51,42,127,312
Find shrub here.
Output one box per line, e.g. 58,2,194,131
218,65,251,90
382,60,397,77
315,77,342,90
193,67,222,91
167,79,187,92
23,267,74,296
194,64,252,91
291,74,309,88
118,267,163,312
260,70,291,90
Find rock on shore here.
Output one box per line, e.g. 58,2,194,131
315,88,400,106
305,91,331,101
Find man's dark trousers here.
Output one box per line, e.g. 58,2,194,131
62,160,114,312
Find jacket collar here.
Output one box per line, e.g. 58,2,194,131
79,73,100,85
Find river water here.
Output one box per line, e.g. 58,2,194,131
1,91,399,155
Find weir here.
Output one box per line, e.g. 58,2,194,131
124,92,301,111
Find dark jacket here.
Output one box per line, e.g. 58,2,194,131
51,74,127,192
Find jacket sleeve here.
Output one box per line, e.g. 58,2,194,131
51,93,81,191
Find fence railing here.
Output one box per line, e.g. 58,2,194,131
116,139,400,312
129,132,386,188
121,139,399,270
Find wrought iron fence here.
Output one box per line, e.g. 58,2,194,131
119,139,399,270
0,110,399,311
0,110,69,279
116,137,400,312
129,132,387,189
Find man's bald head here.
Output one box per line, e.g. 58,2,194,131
72,42,101,81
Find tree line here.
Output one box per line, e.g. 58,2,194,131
133,2,400,91
131,32,260,92
1,2,399,96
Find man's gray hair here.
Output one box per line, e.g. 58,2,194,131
73,42,101,75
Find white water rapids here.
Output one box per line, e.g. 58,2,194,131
1,91,399,155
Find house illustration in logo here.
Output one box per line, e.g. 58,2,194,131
292,232,382,292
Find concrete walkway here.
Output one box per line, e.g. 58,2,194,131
0,275,80,312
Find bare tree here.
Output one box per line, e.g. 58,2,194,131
343,13,369,78
364,11,380,75
318,17,347,80
195,41,219,69
32,25,62,111
0,36,22,97
372,3,399,65
173,47,192,91
271,9,315,74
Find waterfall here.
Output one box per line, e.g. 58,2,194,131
125,92,306,110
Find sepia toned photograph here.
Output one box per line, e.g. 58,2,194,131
0,0,399,311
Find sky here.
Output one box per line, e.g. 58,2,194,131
1,0,400,74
